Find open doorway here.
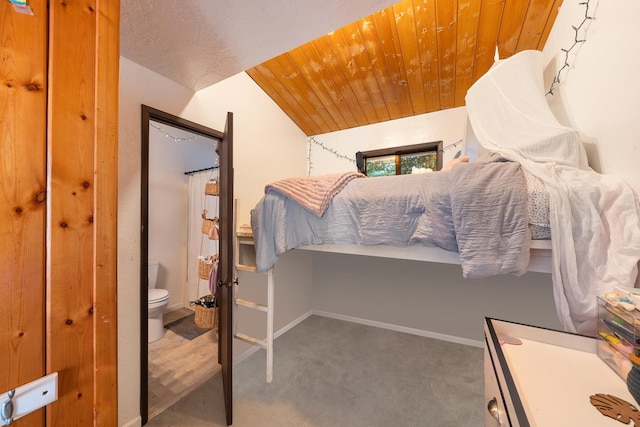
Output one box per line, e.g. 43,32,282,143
140,106,224,423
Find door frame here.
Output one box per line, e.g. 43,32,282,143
140,105,224,424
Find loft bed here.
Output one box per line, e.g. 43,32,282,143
243,50,640,382
251,157,553,277
297,240,552,273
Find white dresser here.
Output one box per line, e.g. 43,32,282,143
484,317,638,426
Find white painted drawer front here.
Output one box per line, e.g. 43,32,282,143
484,317,638,426
484,341,510,426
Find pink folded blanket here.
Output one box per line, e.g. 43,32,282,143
265,172,365,217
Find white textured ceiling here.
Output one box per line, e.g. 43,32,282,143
120,0,398,91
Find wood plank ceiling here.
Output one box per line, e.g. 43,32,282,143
246,0,562,136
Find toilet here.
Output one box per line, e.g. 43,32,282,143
148,258,170,343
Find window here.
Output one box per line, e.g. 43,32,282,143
356,141,443,176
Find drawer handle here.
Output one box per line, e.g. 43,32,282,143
487,398,501,425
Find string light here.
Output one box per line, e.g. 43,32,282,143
304,2,597,172
546,0,593,96
307,136,356,175
150,122,199,142
307,136,464,175
440,140,462,154
307,137,313,176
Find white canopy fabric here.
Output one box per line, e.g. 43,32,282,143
466,50,640,335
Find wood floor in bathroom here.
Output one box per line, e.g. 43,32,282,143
148,308,220,420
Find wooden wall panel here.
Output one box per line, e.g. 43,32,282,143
0,1,47,424
48,0,98,424
47,0,119,425
93,0,120,425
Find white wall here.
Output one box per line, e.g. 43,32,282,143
118,57,196,427
118,62,312,426
312,253,560,343
308,106,468,176
180,71,315,359
543,0,640,193
182,72,310,226
307,106,562,343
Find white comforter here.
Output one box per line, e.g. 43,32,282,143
466,50,640,335
251,159,531,277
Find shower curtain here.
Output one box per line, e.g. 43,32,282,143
187,170,219,303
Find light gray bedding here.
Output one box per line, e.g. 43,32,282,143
250,156,531,277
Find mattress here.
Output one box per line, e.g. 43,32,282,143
251,159,542,276
524,169,551,240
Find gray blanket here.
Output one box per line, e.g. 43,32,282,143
250,157,530,277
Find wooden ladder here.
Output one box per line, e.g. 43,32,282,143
233,267,274,383
233,198,274,383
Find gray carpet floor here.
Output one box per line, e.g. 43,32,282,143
147,315,484,427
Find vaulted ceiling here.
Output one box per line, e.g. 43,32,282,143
247,0,563,136
120,0,399,91
121,0,563,136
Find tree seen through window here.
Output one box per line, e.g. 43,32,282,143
357,141,443,177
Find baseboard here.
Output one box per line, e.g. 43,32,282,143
121,416,142,427
233,345,261,366
274,310,313,339
312,310,484,348
166,302,185,313
233,310,313,365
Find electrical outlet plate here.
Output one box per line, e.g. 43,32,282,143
0,372,57,426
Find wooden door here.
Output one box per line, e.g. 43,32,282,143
218,112,234,426
1,3,47,425
1,1,119,425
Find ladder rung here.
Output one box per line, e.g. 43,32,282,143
234,333,267,349
235,298,268,312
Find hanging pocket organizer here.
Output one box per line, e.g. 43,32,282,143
201,209,219,239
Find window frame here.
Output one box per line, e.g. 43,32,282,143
355,141,443,176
